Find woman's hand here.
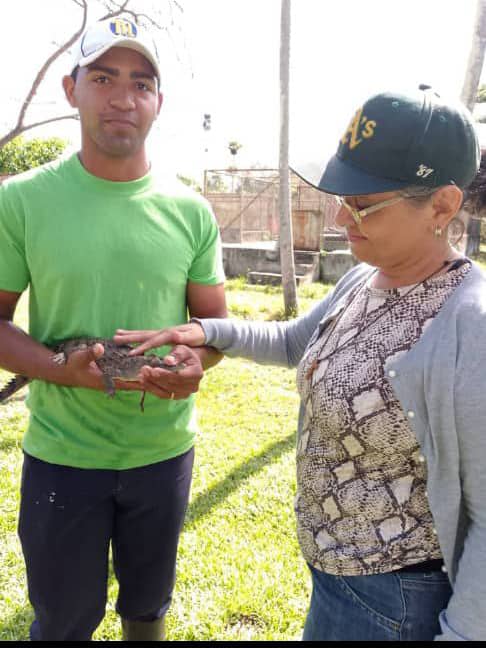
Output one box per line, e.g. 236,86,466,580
114,322,206,356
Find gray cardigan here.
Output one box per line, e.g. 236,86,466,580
200,262,486,641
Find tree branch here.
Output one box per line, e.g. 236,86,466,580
99,0,130,21
100,0,183,31
14,0,88,133
1,0,185,149
0,115,79,150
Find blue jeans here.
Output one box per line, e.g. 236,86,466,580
303,563,453,641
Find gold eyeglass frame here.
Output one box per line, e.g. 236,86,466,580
335,195,406,225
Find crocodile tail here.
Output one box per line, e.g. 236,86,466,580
0,376,30,403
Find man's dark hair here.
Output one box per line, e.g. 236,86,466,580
71,66,79,82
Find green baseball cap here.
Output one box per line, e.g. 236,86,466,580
318,86,480,196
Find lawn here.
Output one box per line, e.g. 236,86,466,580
0,280,332,641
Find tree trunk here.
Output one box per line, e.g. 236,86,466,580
461,0,486,111
466,214,482,256
279,0,298,317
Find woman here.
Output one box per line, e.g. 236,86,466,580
115,88,485,641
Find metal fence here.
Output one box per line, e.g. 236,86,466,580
203,168,340,249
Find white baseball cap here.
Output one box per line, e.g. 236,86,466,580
71,18,161,83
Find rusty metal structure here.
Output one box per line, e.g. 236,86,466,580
203,168,340,251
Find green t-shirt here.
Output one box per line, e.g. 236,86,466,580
0,153,224,469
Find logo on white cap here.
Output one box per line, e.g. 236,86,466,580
73,18,161,83
109,19,138,39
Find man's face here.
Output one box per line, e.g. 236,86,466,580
63,46,162,158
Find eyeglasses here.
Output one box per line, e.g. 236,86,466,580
334,195,406,225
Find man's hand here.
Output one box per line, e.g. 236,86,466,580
62,344,142,392
137,345,204,400
61,343,105,390
114,323,206,356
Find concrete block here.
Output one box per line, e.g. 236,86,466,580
247,271,307,286
320,250,358,283
321,233,349,252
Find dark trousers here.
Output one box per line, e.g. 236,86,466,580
18,448,194,641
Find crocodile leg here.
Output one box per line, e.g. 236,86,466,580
51,352,67,365
101,374,116,398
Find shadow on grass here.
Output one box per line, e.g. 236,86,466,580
2,431,296,639
184,430,296,530
101,432,297,598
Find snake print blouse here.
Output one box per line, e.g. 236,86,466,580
295,261,471,575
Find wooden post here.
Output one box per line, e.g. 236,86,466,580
279,0,298,317
461,0,486,111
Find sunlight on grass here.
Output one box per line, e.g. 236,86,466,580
0,281,323,640
3,254,486,638
225,277,332,322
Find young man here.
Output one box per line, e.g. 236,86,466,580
0,18,226,641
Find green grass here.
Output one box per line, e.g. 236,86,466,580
225,277,333,321
0,281,332,641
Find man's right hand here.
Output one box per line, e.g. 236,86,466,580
114,323,206,356
61,343,142,392
0,289,143,392
61,342,106,390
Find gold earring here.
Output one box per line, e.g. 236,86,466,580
434,226,443,238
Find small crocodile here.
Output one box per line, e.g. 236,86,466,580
0,337,185,412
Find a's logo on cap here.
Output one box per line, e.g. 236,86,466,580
110,19,138,38
341,107,377,151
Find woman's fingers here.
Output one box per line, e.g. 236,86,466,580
114,329,179,355
114,324,206,356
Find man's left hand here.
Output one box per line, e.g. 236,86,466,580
138,345,204,400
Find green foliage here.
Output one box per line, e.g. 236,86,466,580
224,275,248,292
206,173,228,193
477,84,486,103
177,174,202,193
0,136,67,175
228,141,242,156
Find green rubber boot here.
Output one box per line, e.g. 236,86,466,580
121,616,166,641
